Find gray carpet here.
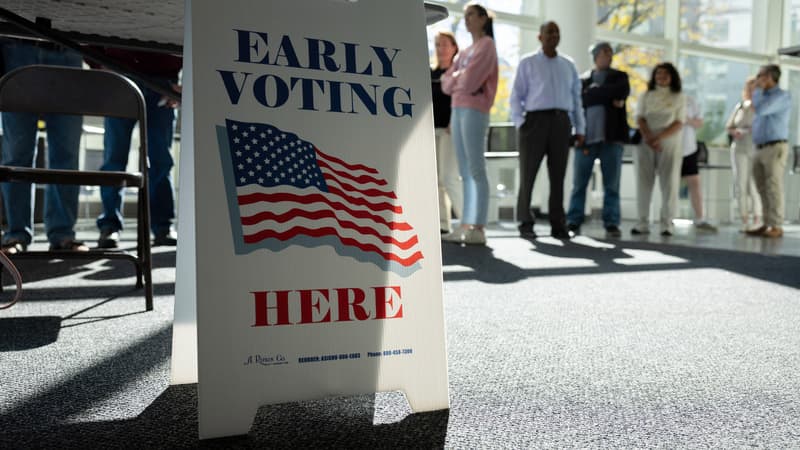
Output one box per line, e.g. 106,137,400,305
1,233,799,448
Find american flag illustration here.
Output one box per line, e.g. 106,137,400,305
219,119,423,275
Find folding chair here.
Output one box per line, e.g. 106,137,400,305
0,65,153,310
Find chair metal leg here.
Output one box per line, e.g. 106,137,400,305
139,186,153,311
135,264,143,288
144,256,153,311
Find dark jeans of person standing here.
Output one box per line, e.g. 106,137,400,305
516,110,572,235
566,142,623,229
96,83,177,239
1,42,83,248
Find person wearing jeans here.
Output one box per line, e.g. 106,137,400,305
92,49,182,248
440,2,498,245
0,40,87,254
566,42,629,238
450,106,490,230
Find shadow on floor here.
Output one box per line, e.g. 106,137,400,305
0,315,61,351
1,384,449,449
442,237,800,290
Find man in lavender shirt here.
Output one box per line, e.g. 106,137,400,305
510,21,585,240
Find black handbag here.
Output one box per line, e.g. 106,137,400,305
696,141,708,164
630,129,642,145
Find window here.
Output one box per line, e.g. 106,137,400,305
787,70,800,147
427,10,526,124
788,0,800,47
597,0,666,37
433,0,525,15
680,0,754,51
609,43,666,126
679,55,757,145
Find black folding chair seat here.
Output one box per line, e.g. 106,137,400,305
0,65,153,310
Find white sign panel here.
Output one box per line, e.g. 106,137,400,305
174,0,449,439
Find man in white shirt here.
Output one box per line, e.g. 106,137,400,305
510,21,585,240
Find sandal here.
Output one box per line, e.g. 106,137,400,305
49,239,89,252
1,239,27,255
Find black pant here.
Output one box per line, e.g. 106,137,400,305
516,110,572,229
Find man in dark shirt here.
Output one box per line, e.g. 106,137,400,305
566,42,630,238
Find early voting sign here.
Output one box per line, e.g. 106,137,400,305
173,0,449,439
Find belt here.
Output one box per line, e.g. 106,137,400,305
756,139,787,149
527,109,567,116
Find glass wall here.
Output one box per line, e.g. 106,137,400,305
679,55,758,145
609,43,666,125
789,0,800,47
426,3,532,124
433,0,526,15
679,0,754,51
427,0,794,140
787,70,800,147
597,0,666,37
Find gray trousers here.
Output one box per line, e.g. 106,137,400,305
516,110,572,228
634,134,682,232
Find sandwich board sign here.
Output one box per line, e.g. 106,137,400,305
172,0,449,439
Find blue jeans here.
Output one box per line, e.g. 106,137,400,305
1,43,83,246
450,107,489,225
97,83,176,236
566,142,623,227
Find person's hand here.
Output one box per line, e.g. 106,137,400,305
645,135,662,152
574,134,585,148
159,83,182,109
612,99,625,108
688,117,703,129
731,129,743,140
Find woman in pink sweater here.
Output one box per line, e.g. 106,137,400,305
441,2,498,246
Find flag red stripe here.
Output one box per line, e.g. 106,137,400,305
238,192,413,230
325,186,402,213
241,209,419,250
315,147,379,175
322,174,397,199
243,226,424,266
316,159,387,186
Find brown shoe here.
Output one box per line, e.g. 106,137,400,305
762,227,783,238
745,225,767,236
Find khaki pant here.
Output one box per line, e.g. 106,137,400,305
435,128,462,232
752,142,788,228
634,134,682,233
730,140,762,220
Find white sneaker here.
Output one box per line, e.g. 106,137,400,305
442,228,486,245
694,221,718,232
462,228,486,245
442,229,466,243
